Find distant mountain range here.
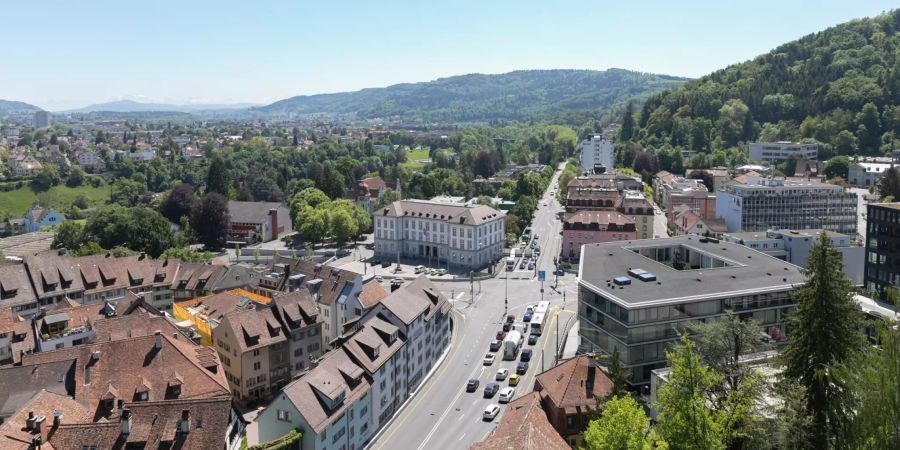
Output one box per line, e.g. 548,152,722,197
0,99,43,114
63,99,259,113
255,69,690,123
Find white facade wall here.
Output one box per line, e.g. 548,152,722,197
580,136,614,172
848,163,890,187
374,214,504,270
749,142,818,164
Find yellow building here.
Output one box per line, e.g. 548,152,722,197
172,289,270,346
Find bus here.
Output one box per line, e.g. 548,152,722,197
506,248,517,271
529,313,546,335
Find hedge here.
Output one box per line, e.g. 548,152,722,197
248,429,302,450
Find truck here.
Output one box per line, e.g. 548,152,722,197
506,248,517,271
503,330,524,360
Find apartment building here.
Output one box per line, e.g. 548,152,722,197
653,172,717,227
725,229,864,285
0,262,39,319
749,141,818,164
672,207,727,238
214,291,323,405
562,210,636,259
617,190,656,240
864,203,900,298
579,135,614,172
685,168,731,192
578,236,805,384
373,200,505,271
716,175,857,234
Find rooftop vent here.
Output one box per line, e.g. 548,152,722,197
612,276,631,286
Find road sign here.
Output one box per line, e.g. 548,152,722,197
538,270,546,282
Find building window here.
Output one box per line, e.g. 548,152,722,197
253,362,261,370
277,410,291,421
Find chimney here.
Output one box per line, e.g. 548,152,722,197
26,411,35,431
269,209,279,240
57,248,67,256
91,351,101,362
52,410,61,428
154,330,162,349
120,408,132,435
34,415,46,440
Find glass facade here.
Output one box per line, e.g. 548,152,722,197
578,285,794,384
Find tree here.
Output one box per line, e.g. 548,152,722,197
472,150,497,178
584,396,653,450
620,102,636,141
606,347,631,399
110,178,145,206
81,206,174,257
374,188,401,210
52,220,85,251
856,102,882,153
206,155,230,195
158,247,214,263
656,334,726,450
32,166,60,191
878,167,900,200
295,205,329,244
160,183,197,223
192,193,230,250
688,170,715,192
66,166,85,187
329,208,357,247
823,156,850,180
780,233,864,449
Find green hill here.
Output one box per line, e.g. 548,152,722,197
621,10,900,159
256,69,688,123
0,99,43,115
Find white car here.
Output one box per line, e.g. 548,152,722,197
498,387,516,403
483,353,496,365
483,404,501,421
437,268,447,275
495,368,509,381
374,275,383,282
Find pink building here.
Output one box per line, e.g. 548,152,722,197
562,210,636,260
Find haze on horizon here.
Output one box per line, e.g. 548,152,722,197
2,0,895,111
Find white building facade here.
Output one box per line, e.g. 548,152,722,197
580,135,615,173
748,142,818,164
373,200,505,270
848,162,891,187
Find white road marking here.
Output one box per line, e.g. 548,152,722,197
459,433,467,441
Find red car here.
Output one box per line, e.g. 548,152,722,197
496,330,507,340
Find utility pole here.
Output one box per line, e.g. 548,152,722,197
555,312,560,364
470,271,474,305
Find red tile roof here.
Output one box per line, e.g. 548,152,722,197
535,356,612,411
470,392,569,450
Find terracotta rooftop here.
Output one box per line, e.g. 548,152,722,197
342,316,404,374
271,290,320,330
375,200,504,226
357,277,388,309
0,390,90,450
470,392,569,450
0,263,37,310
535,356,613,412
270,255,360,306
378,276,449,325
221,307,287,353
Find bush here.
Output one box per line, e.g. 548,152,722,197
248,429,301,450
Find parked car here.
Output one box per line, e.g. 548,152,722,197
483,404,501,421
528,334,538,345
523,312,533,323
496,330,507,340
508,374,521,386
517,361,529,374
437,268,447,275
502,322,512,332
414,265,426,274
505,315,515,324
496,368,509,381
374,275,383,282
489,340,503,352
466,379,480,392
483,383,499,398
369,259,380,266
520,349,533,362
527,261,535,270
498,387,516,403
483,353,496,365
381,260,391,268
555,268,565,276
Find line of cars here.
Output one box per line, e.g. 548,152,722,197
470,309,544,421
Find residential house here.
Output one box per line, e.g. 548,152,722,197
227,201,293,243
848,162,891,187
24,250,85,313
22,205,65,232
8,153,42,176
172,289,270,347
685,168,730,192
353,176,387,212
672,207,727,237
616,190,656,240
0,262,40,318
75,149,105,171
470,392,569,450
534,356,614,447
562,210,636,259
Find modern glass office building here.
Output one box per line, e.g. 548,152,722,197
577,236,806,385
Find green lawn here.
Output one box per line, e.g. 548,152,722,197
406,148,430,160
0,184,110,216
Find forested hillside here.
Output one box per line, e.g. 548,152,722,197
257,69,688,123
619,10,900,164
0,99,42,114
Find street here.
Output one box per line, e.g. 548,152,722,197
367,163,577,450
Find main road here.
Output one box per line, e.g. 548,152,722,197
368,163,577,450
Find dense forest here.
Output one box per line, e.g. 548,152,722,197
619,10,900,164
256,69,688,123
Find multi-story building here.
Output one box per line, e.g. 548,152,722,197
579,135,614,173
672,207,727,238
749,141,818,164
685,168,731,192
653,172,717,227
32,111,51,129
75,150,105,171
227,201,293,243
578,236,806,384
725,229,864,285
864,203,900,298
0,262,40,319
716,175,857,234
373,200,505,271
848,162,891,187
617,190,655,240
562,210,636,259
534,356,613,447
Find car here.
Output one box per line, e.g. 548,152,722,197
502,322,512,332
542,203,547,206
498,387,516,403
483,353,496,365
534,234,539,240
496,330,507,340
535,248,541,255
525,306,534,314
508,374,521,386
528,334,539,345
527,262,535,270
496,368,509,381
505,315,515,324
523,312,533,322
374,275,383,282
520,348,533,362
555,268,565,276
414,265,425,274
483,404,501,421
489,340,503,352
437,268,447,275
466,379,480,392
517,361,529,374
369,259,380,266
381,260,391,268
483,383,499,398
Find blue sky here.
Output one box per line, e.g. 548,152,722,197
3,0,896,110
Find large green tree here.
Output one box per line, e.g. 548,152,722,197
206,155,230,195
780,233,864,449
584,395,653,450
192,193,230,249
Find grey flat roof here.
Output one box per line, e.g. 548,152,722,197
579,236,806,308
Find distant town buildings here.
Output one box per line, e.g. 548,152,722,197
725,228,863,284
562,210,636,259
749,141,818,164
32,111,50,129
22,205,64,232
864,203,900,298
373,200,505,270
579,135,614,173
716,174,857,234
578,236,805,384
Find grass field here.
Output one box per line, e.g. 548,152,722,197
0,184,110,216
401,148,431,170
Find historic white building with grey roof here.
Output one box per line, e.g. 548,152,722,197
373,199,505,270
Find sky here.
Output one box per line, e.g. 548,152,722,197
3,0,896,111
